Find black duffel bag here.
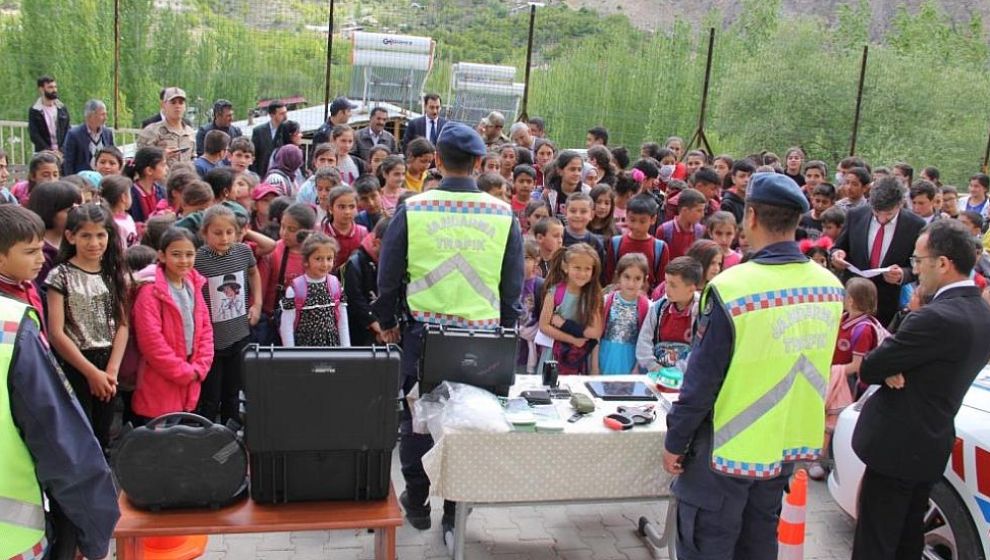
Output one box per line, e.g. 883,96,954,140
113,413,248,510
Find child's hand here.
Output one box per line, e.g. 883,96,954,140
551,314,565,329
105,366,119,386
248,303,262,326
572,338,587,348
87,372,115,402
370,321,383,335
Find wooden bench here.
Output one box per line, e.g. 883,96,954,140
113,485,402,560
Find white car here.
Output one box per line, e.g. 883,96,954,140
829,367,990,560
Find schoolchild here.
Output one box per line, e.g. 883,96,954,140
131,227,214,422
354,175,385,230
706,211,742,269
10,150,60,204
517,239,545,374
596,253,650,375
124,146,168,225
589,185,618,238
100,175,138,249
46,204,129,450
658,188,707,260
313,166,343,224
800,183,836,236
24,180,82,297
94,145,124,176
650,239,722,300
260,202,317,319
820,206,846,242
279,232,350,347
194,205,261,423
561,192,606,274
544,150,590,218
322,185,368,271
511,164,538,218
343,217,391,346
404,138,435,193
0,205,47,322
532,216,563,278
636,256,702,372
295,142,336,205
377,155,408,217
812,277,885,480
536,243,604,375
719,159,755,223
604,194,668,292
522,199,550,236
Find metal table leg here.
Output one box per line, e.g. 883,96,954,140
638,496,678,559
451,501,470,560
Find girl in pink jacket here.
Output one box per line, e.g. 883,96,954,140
132,228,215,421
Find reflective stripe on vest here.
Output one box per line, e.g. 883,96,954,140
0,497,44,531
703,260,843,480
405,190,512,329
0,300,47,560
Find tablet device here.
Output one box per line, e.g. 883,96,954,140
585,380,658,401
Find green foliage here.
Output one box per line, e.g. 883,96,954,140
0,0,989,186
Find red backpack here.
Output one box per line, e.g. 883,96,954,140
290,274,343,330
658,220,705,246
609,235,667,286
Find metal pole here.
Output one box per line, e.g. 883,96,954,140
697,28,715,136
850,45,868,157
517,4,537,123
113,0,120,128
982,122,990,174
686,28,715,157
323,0,335,123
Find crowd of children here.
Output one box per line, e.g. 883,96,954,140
0,124,987,464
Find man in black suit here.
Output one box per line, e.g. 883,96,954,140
402,93,445,151
250,101,288,178
851,218,990,559
832,177,926,325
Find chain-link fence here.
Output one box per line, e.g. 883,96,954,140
0,0,988,185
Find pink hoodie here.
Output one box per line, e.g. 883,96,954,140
132,265,214,418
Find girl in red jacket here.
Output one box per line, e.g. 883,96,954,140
132,227,214,422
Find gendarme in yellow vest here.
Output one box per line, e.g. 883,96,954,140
0,299,48,559
406,189,513,328
702,259,843,479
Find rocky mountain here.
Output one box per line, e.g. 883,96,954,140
564,0,990,35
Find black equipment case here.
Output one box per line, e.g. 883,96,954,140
243,345,401,503
420,326,518,396
112,413,248,510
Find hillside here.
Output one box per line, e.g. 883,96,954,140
565,0,990,34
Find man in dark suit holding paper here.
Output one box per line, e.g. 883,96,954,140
851,218,990,559
831,177,925,325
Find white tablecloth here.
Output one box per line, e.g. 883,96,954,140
422,375,675,503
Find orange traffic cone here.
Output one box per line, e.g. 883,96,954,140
777,468,807,560
139,535,208,560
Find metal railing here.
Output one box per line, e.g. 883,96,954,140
0,120,143,168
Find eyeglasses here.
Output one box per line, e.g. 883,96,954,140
909,254,938,267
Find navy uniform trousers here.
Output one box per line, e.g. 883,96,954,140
672,424,794,560
398,322,456,521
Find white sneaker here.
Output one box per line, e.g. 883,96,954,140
808,464,828,480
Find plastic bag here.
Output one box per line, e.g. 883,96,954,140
412,382,512,439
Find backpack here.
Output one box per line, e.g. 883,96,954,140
610,235,667,283
289,273,343,331
603,291,650,332
849,316,891,354
658,220,705,247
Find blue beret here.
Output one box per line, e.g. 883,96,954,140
746,172,810,213
436,122,487,157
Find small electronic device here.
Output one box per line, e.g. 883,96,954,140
548,387,572,399
520,390,553,405
584,380,658,402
